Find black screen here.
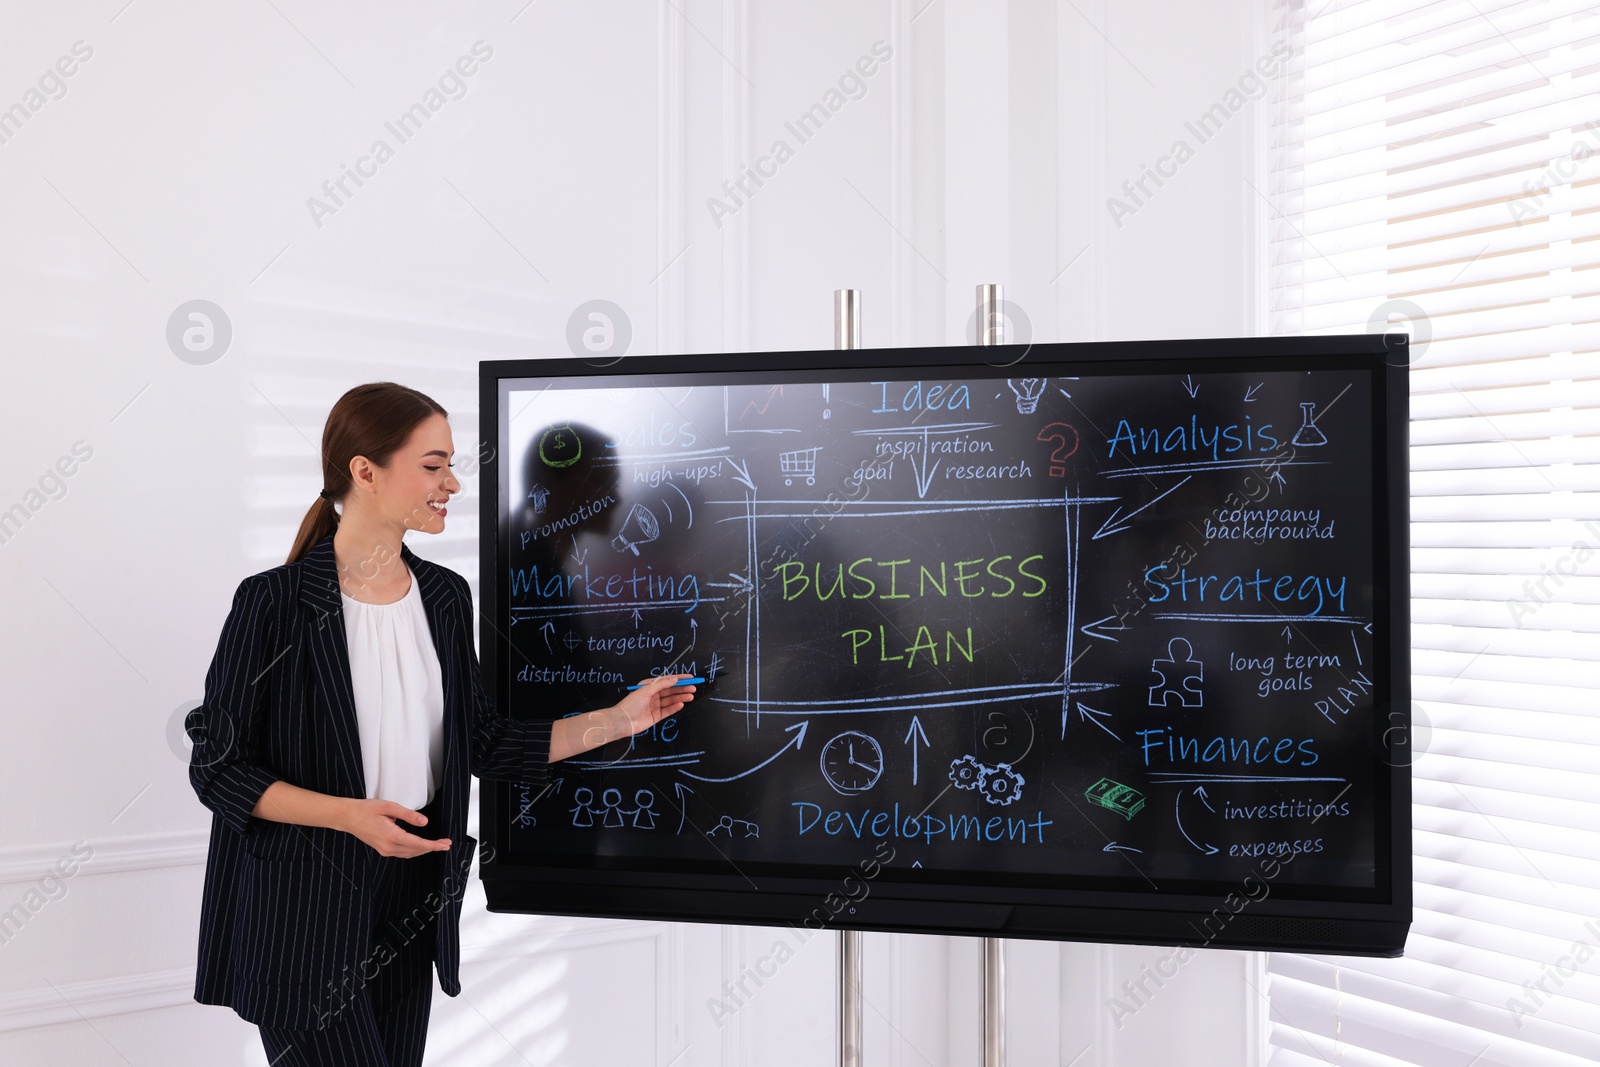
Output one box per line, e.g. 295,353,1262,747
488,348,1395,906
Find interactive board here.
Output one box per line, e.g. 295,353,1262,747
477,336,1411,956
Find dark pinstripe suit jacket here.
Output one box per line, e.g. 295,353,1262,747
188,531,552,1030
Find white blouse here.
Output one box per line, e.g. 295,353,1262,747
340,566,445,810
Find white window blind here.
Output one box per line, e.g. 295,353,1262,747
1266,1,1600,1065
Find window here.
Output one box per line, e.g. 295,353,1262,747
1266,1,1600,1064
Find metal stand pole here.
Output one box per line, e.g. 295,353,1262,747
835,288,864,1067
983,936,1005,1065
976,282,1006,1067
835,289,862,350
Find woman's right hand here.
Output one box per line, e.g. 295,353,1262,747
340,798,452,858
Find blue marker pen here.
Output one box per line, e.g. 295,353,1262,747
626,676,706,690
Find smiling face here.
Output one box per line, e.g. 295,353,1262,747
351,412,461,533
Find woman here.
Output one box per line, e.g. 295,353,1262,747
187,382,695,1066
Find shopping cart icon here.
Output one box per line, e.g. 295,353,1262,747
778,447,821,486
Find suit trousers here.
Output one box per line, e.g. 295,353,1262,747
258,793,445,1067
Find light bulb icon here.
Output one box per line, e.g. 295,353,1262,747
1007,378,1047,414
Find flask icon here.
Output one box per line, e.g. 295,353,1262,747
1290,401,1328,447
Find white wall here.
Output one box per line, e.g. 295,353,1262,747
0,1,1273,1063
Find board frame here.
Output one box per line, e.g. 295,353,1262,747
476,333,1412,957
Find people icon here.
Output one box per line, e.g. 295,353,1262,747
631,789,658,830
706,814,759,838
570,786,597,827
601,787,626,827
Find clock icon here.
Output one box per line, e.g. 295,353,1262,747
820,731,884,795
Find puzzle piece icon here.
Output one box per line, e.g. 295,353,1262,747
1149,637,1204,708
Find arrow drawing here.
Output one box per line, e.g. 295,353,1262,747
1183,374,1199,398
1175,789,1219,855
540,621,555,652
680,618,698,658
707,572,754,595
570,535,587,565
726,457,756,491
1077,703,1121,742
517,776,561,814
1268,470,1286,494
1080,614,1131,643
673,781,694,835
680,721,809,782
631,607,642,629
904,716,930,785
1091,475,1192,540
1243,382,1262,402
906,431,940,499
1195,785,1215,812
1103,842,1144,854
1283,625,1293,645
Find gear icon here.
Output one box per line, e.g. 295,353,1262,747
949,754,986,790
979,763,1025,806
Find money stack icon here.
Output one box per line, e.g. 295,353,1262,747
1085,778,1146,820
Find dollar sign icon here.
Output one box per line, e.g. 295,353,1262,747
539,425,582,468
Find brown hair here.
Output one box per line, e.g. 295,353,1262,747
286,382,448,564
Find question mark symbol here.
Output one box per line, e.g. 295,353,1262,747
1036,422,1078,477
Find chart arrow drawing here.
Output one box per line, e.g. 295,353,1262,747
680,721,809,782
904,715,930,785
1092,476,1192,540
1175,789,1219,855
